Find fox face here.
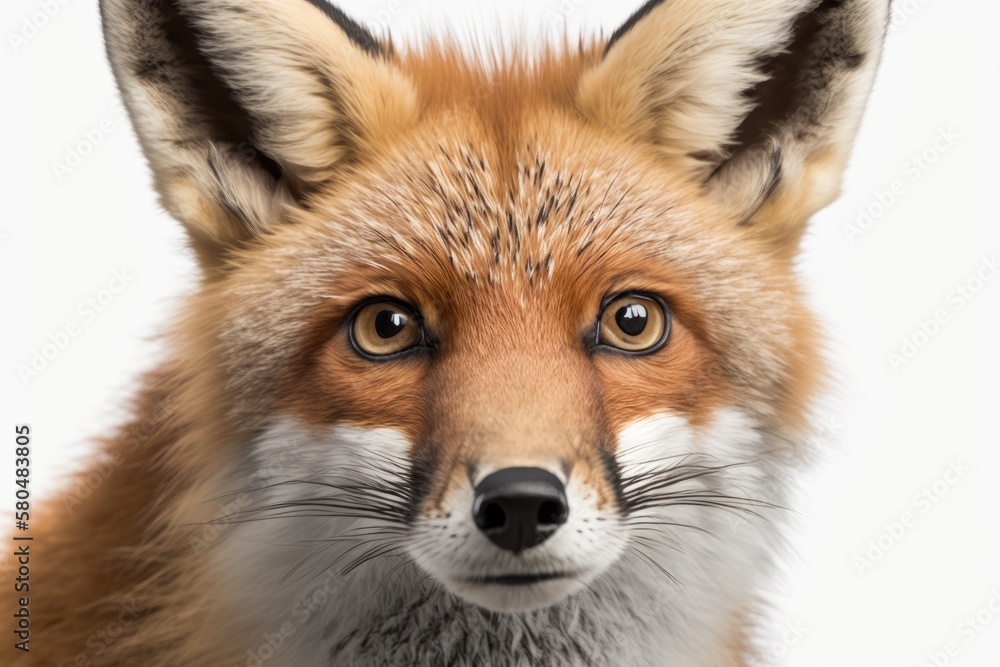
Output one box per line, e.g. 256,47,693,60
96,0,888,663
219,131,799,617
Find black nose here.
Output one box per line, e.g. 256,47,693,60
472,467,569,553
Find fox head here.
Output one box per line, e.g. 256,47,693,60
101,0,885,640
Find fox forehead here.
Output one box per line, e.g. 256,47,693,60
271,44,749,292
304,132,699,294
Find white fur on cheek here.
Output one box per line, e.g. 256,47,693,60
616,408,766,482
212,417,422,666
616,411,697,476
609,409,782,665
250,417,412,483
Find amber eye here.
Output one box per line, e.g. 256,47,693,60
596,293,671,354
349,300,424,358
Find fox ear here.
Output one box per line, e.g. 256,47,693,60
578,0,889,258
100,0,418,267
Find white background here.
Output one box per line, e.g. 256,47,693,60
1,0,998,665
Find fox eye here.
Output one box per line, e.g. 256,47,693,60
350,300,424,358
596,293,671,355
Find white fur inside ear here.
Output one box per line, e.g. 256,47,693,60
579,0,816,169
582,0,890,237
176,0,418,182
101,0,418,252
706,138,786,224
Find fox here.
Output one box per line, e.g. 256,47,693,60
13,0,889,665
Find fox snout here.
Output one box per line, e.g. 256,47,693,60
472,467,570,554
401,322,630,611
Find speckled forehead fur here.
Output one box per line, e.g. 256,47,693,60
211,46,812,434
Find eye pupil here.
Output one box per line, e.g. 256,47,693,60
615,303,648,336
375,310,407,338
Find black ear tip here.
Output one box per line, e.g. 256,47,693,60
604,0,667,57
302,0,383,57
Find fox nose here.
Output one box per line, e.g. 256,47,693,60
472,467,569,553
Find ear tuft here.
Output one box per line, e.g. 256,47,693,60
580,0,817,172
101,0,417,269
707,138,784,226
